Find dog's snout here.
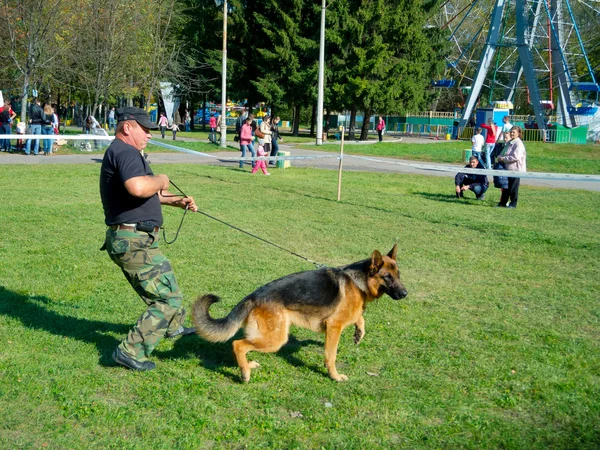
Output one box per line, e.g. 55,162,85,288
390,285,408,300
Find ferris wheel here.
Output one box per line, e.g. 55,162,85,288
430,0,600,131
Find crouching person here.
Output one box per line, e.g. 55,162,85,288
455,156,489,200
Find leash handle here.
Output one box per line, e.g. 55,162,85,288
159,180,189,245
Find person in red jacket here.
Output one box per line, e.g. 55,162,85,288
480,118,499,169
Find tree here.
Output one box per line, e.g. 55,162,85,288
0,0,70,121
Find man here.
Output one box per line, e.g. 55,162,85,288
99,107,198,371
501,115,513,134
108,107,116,131
471,127,485,167
0,99,16,152
26,98,44,155
455,155,489,200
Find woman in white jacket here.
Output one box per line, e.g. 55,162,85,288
496,126,526,208
259,115,272,165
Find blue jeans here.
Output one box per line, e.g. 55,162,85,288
26,124,42,154
109,118,115,131
471,184,487,198
1,123,11,151
42,125,54,154
484,143,495,169
240,143,256,168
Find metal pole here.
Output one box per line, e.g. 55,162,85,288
316,0,326,146
337,126,344,201
220,0,228,148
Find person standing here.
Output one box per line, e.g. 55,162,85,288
99,107,198,371
471,127,485,167
239,115,256,169
259,115,273,165
108,107,116,131
26,99,44,155
158,113,168,139
270,116,283,162
501,115,513,133
184,110,191,132
377,116,386,142
41,103,54,156
480,118,499,169
0,99,16,152
209,114,217,143
496,126,526,209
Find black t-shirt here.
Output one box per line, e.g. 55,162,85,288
99,139,162,227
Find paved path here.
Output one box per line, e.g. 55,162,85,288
1,142,598,192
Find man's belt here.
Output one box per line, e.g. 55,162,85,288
110,223,160,233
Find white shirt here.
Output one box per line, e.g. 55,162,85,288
501,122,513,133
471,134,484,152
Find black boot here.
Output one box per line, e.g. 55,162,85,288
112,347,156,371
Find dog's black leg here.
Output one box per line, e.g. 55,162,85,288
354,316,365,345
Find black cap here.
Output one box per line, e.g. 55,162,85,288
116,107,159,130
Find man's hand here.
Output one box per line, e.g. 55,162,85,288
455,185,461,194
179,196,198,212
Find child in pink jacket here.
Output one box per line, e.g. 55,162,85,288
251,139,270,176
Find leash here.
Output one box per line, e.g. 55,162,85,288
193,209,325,268
159,180,190,244
161,180,325,268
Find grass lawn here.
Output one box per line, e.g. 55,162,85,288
0,162,598,448
304,140,600,174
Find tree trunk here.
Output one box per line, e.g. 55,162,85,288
20,74,30,123
360,109,372,141
325,109,330,133
292,104,301,136
348,108,357,140
310,102,316,137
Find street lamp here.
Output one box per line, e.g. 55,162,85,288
316,0,326,145
220,0,228,148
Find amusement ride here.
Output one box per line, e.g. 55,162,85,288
429,0,600,133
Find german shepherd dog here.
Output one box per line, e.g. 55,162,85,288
192,244,408,382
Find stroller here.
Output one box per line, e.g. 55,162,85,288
80,126,109,152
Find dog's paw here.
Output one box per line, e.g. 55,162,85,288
248,361,260,369
331,373,349,382
241,372,251,383
354,328,365,345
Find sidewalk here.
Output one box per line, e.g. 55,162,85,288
1,142,599,192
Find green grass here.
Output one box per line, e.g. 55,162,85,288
0,162,598,448
305,140,600,174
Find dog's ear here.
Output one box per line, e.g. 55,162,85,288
369,250,384,276
387,243,398,261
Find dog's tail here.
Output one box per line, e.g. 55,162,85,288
192,294,255,342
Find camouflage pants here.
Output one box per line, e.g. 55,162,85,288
104,227,185,361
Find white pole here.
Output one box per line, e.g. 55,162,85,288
337,126,344,201
316,0,326,146
220,0,228,148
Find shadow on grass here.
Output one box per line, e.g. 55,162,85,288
159,332,324,382
413,191,485,205
0,286,129,367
